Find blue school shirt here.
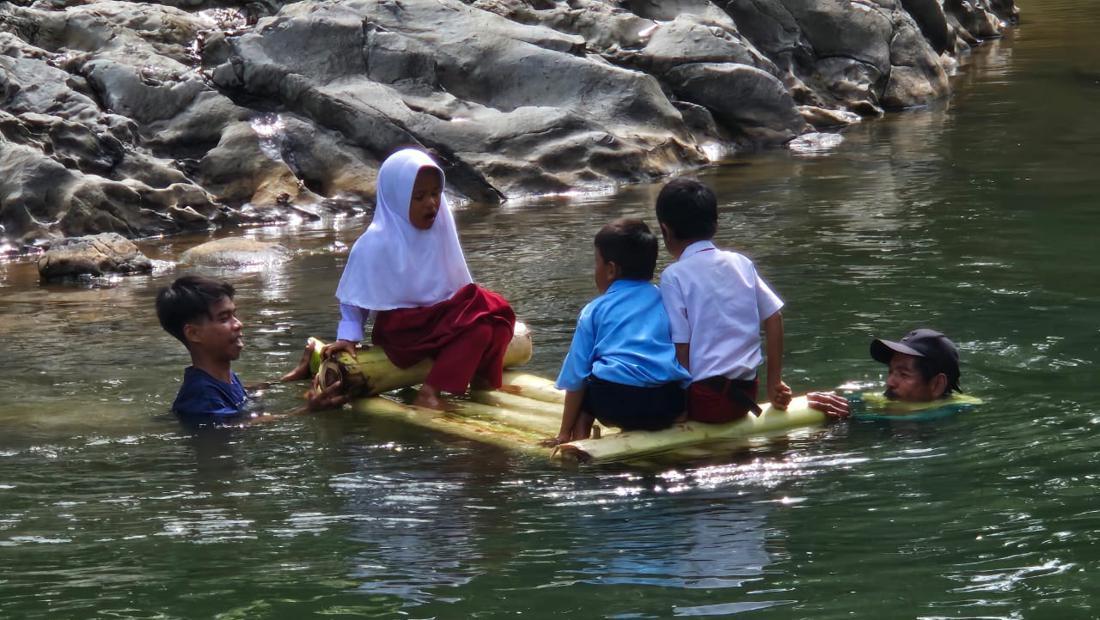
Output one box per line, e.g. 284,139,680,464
171,367,249,418
556,279,691,391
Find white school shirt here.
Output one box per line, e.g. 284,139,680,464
658,240,783,382
336,304,375,342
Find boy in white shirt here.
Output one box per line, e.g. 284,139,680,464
655,178,792,423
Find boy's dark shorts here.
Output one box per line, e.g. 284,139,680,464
583,377,685,431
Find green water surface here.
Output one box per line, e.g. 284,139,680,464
2,1,1099,617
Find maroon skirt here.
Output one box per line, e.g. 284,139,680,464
687,377,760,424
371,284,516,394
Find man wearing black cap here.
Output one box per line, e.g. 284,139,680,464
871,328,961,402
807,328,963,417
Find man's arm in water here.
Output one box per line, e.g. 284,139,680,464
246,342,352,418
243,342,317,392
246,379,350,424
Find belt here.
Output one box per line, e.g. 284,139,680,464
696,375,762,415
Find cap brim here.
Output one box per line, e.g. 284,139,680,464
870,338,925,365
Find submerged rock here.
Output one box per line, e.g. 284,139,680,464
36,232,153,281
788,132,845,155
799,105,863,129
179,237,289,267
0,0,1018,247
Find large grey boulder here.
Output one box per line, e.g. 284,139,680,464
0,2,343,243
665,63,808,143
209,0,708,198
716,0,952,112
0,0,1018,248
900,0,953,54
36,232,152,280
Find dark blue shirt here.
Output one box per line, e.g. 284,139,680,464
172,367,249,418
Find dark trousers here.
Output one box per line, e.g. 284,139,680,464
583,377,685,431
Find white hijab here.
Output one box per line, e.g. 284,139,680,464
335,149,473,311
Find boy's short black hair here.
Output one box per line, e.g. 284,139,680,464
655,177,718,241
594,218,657,281
156,275,235,346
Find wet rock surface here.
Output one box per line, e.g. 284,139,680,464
0,0,1017,246
36,231,152,280
179,236,289,267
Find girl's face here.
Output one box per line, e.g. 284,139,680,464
408,168,443,230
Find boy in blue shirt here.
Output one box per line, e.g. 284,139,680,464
156,275,345,423
546,219,691,445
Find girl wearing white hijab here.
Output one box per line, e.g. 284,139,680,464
324,149,515,410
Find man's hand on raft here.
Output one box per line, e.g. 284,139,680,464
806,391,851,419
322,339,361,361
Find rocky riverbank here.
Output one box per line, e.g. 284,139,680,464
0,0,1017,249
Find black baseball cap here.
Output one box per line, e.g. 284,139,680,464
870,328,961,392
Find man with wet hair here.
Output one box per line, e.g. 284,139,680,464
156,275,346,421
806,328,964,417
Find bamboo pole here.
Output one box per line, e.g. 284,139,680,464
314,322,533,396
498,372,565,405
445,399,561,435
353,396,547,454
551,396,828,464
855,392,982,418
467,388,562,420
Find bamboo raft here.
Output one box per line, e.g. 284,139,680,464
304,328,837,465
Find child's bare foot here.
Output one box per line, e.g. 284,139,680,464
413,384,446,410
279,342,315,382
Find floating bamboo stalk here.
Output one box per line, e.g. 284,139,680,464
353,396,547,454
855,392,982,418
313,322,533,396
445,398,561,434
467,388,562,420
552,396,828,464
498,372,565,405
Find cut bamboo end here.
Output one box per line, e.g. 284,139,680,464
306,337,324,376
553,444,592,465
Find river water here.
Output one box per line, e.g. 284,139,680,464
1,1,1098,617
